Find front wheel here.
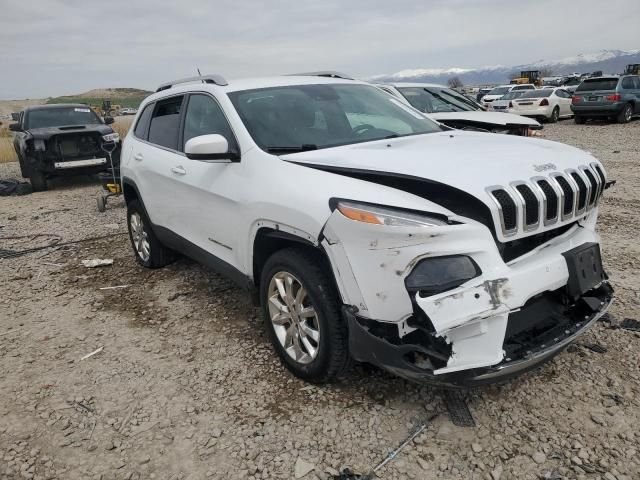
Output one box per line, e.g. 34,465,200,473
260,248,350,383
617,103,633,124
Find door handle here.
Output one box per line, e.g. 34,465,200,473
133,153,143,161
171,166,186,175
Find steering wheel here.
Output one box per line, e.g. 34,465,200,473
352,124,375,136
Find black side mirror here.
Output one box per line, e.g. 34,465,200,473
103,116,114,125
9,123,22,132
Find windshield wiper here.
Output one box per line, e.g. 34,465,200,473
266,144,318,154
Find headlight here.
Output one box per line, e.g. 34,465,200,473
102,133,120,143
405,255,481,295
335,200,447,227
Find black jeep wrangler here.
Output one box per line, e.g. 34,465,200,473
10,104,120,191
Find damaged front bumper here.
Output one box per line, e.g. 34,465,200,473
322,206,614,386
345,283,613,387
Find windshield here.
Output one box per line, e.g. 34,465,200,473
518,90,552,98
398,87,481,113
25,107,102,129
576,79,619,92
488,86,511,95
228,84,442,153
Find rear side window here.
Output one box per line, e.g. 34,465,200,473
133,103,154,140
182,94,236,150
621,77,638,89
576,79,619,92
148,96,184,150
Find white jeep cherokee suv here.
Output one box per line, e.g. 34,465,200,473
121,72,613,387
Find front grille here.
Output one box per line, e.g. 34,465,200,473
536,179,558,222
570,172,588,211
488,164,605,237
490,189,517,232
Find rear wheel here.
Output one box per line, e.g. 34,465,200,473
549,107,559,123
126,199,174,268
29,170,47,192
260,248,350,383
617,103,633,124
574,115,585,125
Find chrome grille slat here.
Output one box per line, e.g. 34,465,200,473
489,164,604,237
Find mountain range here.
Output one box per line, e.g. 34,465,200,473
370,49,640,86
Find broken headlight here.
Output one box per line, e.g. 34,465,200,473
102,133,120,143
334,200,448,227
33,139,46,151
405,255,480,296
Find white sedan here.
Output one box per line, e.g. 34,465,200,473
509,88,574,123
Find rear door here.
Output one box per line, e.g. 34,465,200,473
133,95,186,232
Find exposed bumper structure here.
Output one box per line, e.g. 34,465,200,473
345,283,613,387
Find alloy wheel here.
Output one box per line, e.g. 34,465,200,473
267,271,320,364
129,212,151,262
624,105,632,122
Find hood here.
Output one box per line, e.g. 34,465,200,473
283,131,603,241
26,124,113,140
430,111,540,127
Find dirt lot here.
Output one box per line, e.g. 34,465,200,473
1,120,639,480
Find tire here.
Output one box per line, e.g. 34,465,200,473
617,103,633,124
29,170,47,192
126,199,174,268
96,195,106,213
260,247,350,383
574,116,585,125
549,107,559,123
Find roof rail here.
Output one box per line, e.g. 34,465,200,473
156,74,228,92
290,71,354,80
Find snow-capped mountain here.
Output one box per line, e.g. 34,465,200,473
371,49,640,85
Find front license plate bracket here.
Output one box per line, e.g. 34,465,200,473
562,242,606,299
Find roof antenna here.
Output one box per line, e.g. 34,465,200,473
197,67,203,83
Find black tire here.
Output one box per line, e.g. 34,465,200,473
549,107,559,123
260,247,350,383
126,199,174,268
29,170,47,192
574,115,585,125
96,195,106,213
617,103,633,124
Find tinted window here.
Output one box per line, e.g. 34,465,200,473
148,96,184,149
513,85,534,91
555,89,570,98
398,87,479,112
25,107,101,129
518,90,552,98
621,77,636,89
488,86,511,95
576,79,619,92
183,94,236,150
133,103,154,140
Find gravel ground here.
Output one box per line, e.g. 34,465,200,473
1,120,639,480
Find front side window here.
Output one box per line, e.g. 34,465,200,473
25,107,101,129
228,84,441,153
182,94,236,150
148,96,184,149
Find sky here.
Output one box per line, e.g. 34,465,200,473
1,0,638,99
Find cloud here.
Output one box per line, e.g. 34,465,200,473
1,0,638,98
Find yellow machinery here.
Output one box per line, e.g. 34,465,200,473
510,70,542,86
625,64,640,75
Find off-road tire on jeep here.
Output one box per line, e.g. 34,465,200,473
29,170,47,192
549,107,559,123
617,103,633,124
574,115,585,125
260,247,350,383
126,199,174,268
